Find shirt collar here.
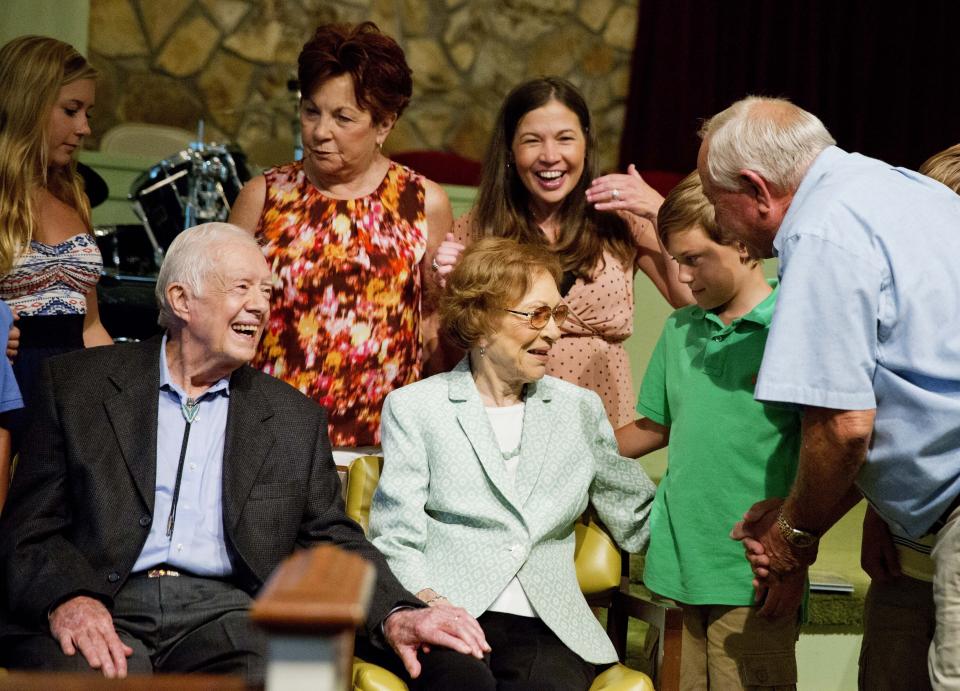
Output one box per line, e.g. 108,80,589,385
773,145,847,257
159,332,231,400
689,279,779,330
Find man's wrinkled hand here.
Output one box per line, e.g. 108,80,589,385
49,595,133,678
732,498,816,574
383,604,490,678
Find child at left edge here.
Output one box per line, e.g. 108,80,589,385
0,301,24,513
615,171,804,690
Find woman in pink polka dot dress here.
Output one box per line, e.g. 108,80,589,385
435,78,691,427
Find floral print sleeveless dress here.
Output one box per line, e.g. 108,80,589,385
253,161,427,446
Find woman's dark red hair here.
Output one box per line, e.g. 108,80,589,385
298,21,412,124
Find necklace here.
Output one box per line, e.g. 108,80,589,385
501,446,520,461
180,397,200,424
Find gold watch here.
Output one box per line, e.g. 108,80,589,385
776,511,819,548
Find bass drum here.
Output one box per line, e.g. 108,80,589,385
129,144,250,252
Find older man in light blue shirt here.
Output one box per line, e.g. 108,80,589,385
698,96,960,688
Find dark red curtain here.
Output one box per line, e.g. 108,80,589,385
620,0,960,174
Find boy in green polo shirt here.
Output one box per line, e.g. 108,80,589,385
616,171,802,690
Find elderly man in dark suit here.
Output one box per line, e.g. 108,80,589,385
0,222,487,682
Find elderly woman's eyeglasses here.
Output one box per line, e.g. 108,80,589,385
503,304,570,329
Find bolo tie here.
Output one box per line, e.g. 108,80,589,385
166,397,199,537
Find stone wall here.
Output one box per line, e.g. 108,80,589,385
88,0,638,171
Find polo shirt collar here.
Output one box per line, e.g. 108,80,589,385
689,279,779,330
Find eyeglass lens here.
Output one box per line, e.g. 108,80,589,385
530,305,569,328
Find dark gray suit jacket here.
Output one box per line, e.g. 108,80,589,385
0,337,416,643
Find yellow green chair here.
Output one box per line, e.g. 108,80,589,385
344,455,681,691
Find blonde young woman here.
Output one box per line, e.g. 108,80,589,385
0,36,112,450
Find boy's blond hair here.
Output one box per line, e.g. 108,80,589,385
657,171,762,261
919,143,960,194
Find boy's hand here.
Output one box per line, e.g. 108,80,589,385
756,568,806,618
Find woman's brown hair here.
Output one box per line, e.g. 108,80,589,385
468,77,634,281
298,21,412,125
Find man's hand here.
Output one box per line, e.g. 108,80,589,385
731,498,818,585
861,505,901,582
49,595,133,678
383,605,490,679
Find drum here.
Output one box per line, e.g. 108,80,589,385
129,144,250,254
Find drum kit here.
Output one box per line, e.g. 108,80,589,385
92,121,251,339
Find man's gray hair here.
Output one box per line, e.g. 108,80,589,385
155,222,262,329
699,96,836,192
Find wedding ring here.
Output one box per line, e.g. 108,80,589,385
611,188,620,201
431,257,441,273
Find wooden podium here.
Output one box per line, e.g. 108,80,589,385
0,545,375,691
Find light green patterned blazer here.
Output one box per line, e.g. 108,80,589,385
369,358,656,664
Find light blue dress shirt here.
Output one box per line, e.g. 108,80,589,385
756,146,960,538
132,335,233,575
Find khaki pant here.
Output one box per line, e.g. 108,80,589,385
859,573,934,691
679,603,799,690
930,505,960,690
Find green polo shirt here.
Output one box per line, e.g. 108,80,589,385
638,280,801,605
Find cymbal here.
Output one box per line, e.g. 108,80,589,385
77,161,109,208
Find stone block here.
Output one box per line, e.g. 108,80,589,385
603,5,638,51
199,0,250,33
582,43,615,77
90,0,147,58
577,0,616,33
199,51,256,133
449,107,494,161
119,71,204,132
383,117,425,155
155,14,220,77
528,23,594,78
224,18,283,64
407,39,457,93
449,41,476,72
139,0,190,49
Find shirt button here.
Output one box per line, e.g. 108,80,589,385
177,544,184,552
139,516,151,527
107,572,120,583
189,463,197,471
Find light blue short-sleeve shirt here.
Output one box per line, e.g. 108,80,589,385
756,146,960,538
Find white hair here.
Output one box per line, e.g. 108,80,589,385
699,96,836,192
155,222,262,329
